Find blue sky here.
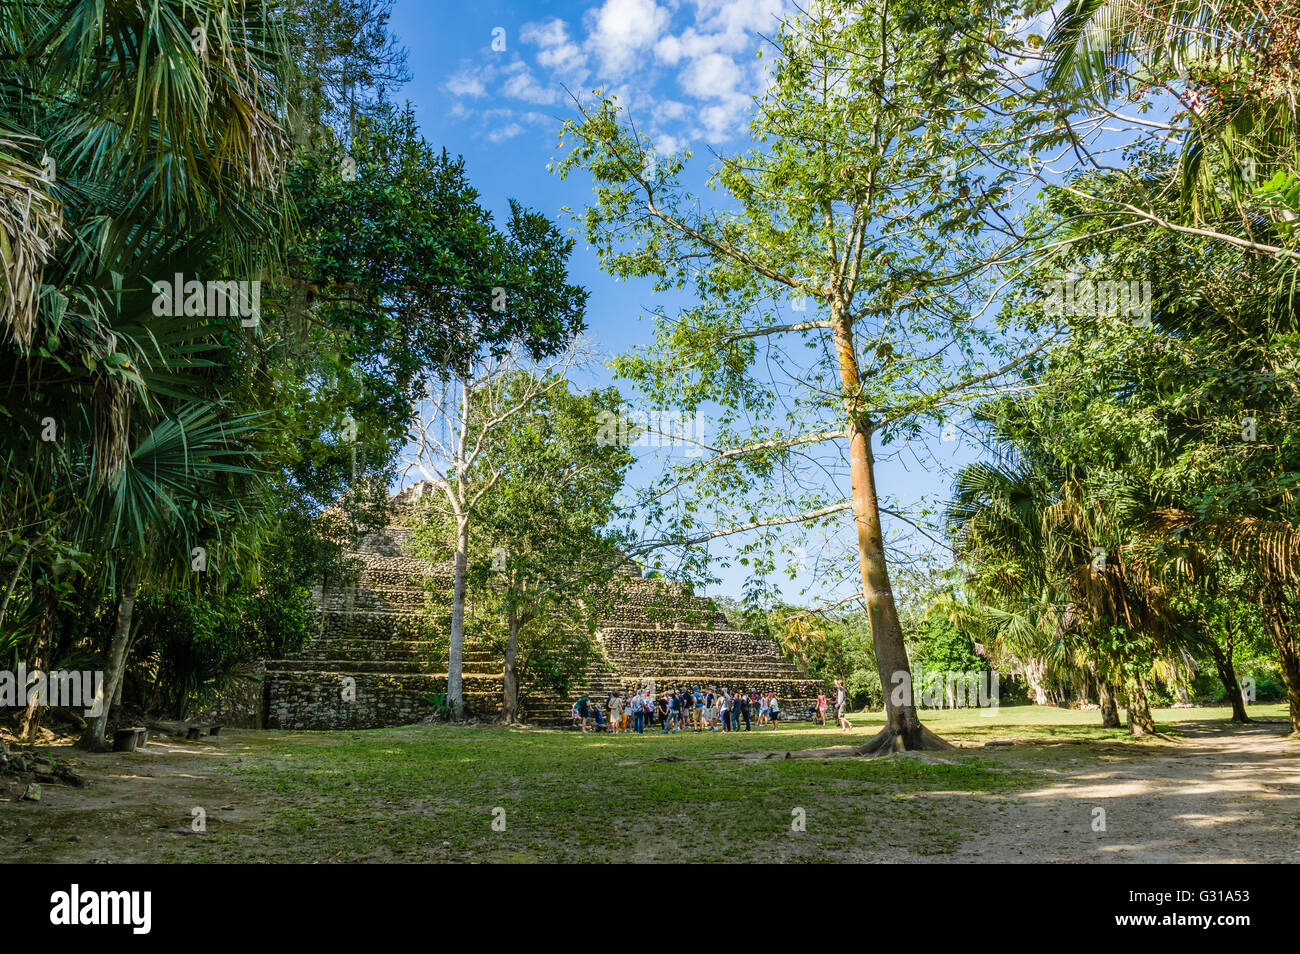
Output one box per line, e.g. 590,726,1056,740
387,0,984,603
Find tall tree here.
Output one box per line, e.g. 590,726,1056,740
460,377,632,722
404,342,589,718
557,0,1051,751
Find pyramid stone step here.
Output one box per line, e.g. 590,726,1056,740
266,658,426,674
317,612,449,641
264,508,826,728
312,585,438,613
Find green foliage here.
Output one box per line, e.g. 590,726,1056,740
911,616,984,674
553,0,1052,595
412,374,633,709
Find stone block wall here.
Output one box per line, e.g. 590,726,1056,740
195,661,265,729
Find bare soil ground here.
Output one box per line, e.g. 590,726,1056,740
2,735,268,863
941,722,1300,863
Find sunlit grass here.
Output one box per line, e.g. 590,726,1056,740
159,703,1290,863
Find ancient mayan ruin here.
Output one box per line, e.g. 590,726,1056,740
259,491,827,729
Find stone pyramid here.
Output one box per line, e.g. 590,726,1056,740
264,517,826,729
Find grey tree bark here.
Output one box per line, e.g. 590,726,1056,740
502,602,520,724
1125,676,1156,736
447,513,468,719
79,579,137,749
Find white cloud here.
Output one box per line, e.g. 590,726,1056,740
502,60,559,105
522,17,569,48
488,122,526,143
523,17,590,84
654,132,688,155
445,67,490,98
691,0,789,38
681,52,743,99
585,0,672,76
655,1,789,64
654,28,723,66
448,0,792,149
653,99,689,122
679,52,751,139
696,98,750,140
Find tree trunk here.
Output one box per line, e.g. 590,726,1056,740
1025,658,1049,706
1174,653,1191,705
19,668,43,740
1098,681,1121,728
1205,638,1249,724
79,579,137,750
1260,585,1300,735
828,309,945,755
1126,676,1156,737
20,613,49,742
502,602,520,724
447,513,468,719
1093,661,1121,728
317,570,329,639
112,630,134,711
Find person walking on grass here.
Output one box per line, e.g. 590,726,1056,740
834,679,852,731
816,690,828,726
577,695,590,732
610,692,624,734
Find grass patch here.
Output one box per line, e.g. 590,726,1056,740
160,704,1291,863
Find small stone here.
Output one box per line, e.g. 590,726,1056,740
22,782,42,801
12,756,28,773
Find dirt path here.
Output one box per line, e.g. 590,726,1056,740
943,722,1300,863
2,735,266,863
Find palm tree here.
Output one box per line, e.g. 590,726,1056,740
1045,0,1300,232
945,412,1189,733
1,0,291,738
77,404,265,748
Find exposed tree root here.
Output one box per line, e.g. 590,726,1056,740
631,726,956,766
852,724,953,757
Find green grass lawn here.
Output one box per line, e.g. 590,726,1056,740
152,703,1292,863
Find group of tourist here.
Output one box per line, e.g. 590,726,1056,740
571,680,854,733
572,686,778,733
